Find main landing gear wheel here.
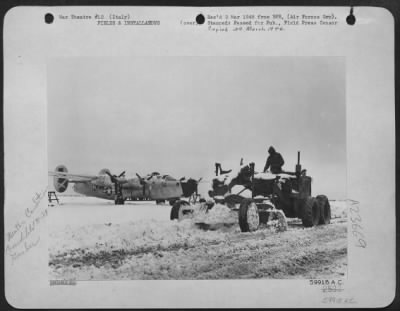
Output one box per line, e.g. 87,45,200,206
238,198,260,232
302,197,320,227
115,197,125,205
170,200,192,221
316,195,331,225
169,199,178,206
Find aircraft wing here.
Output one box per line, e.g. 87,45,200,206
48,171,97,183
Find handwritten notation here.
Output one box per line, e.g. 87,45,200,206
5,186,48,263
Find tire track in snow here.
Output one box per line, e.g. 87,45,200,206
50,222,347,279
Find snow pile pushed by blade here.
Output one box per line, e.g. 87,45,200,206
192,204,238,225
268,209,288,232
330,200,348,219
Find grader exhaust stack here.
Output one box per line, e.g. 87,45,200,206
295,151,302,176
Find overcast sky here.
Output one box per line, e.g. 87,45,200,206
48,57,346,199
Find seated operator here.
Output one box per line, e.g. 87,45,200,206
263,146,285,174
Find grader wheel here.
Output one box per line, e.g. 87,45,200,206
316,195,331,225
302,197,321,227
238,199,260,232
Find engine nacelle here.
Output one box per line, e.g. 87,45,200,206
54,165,69,193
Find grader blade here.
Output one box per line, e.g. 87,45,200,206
266,209,288,232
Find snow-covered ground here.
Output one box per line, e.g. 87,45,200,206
48,196,348,280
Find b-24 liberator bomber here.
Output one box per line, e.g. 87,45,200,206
49,165,200,205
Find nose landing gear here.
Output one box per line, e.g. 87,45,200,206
114,183,125,205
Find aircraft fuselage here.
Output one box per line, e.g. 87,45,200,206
72,177,183,201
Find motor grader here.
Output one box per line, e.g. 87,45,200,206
170,151,331,232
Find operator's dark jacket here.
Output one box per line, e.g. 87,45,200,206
263,147,285,174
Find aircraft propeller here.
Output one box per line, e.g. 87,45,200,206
105,171,126,184
136,173,148,197
136,173,144,183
